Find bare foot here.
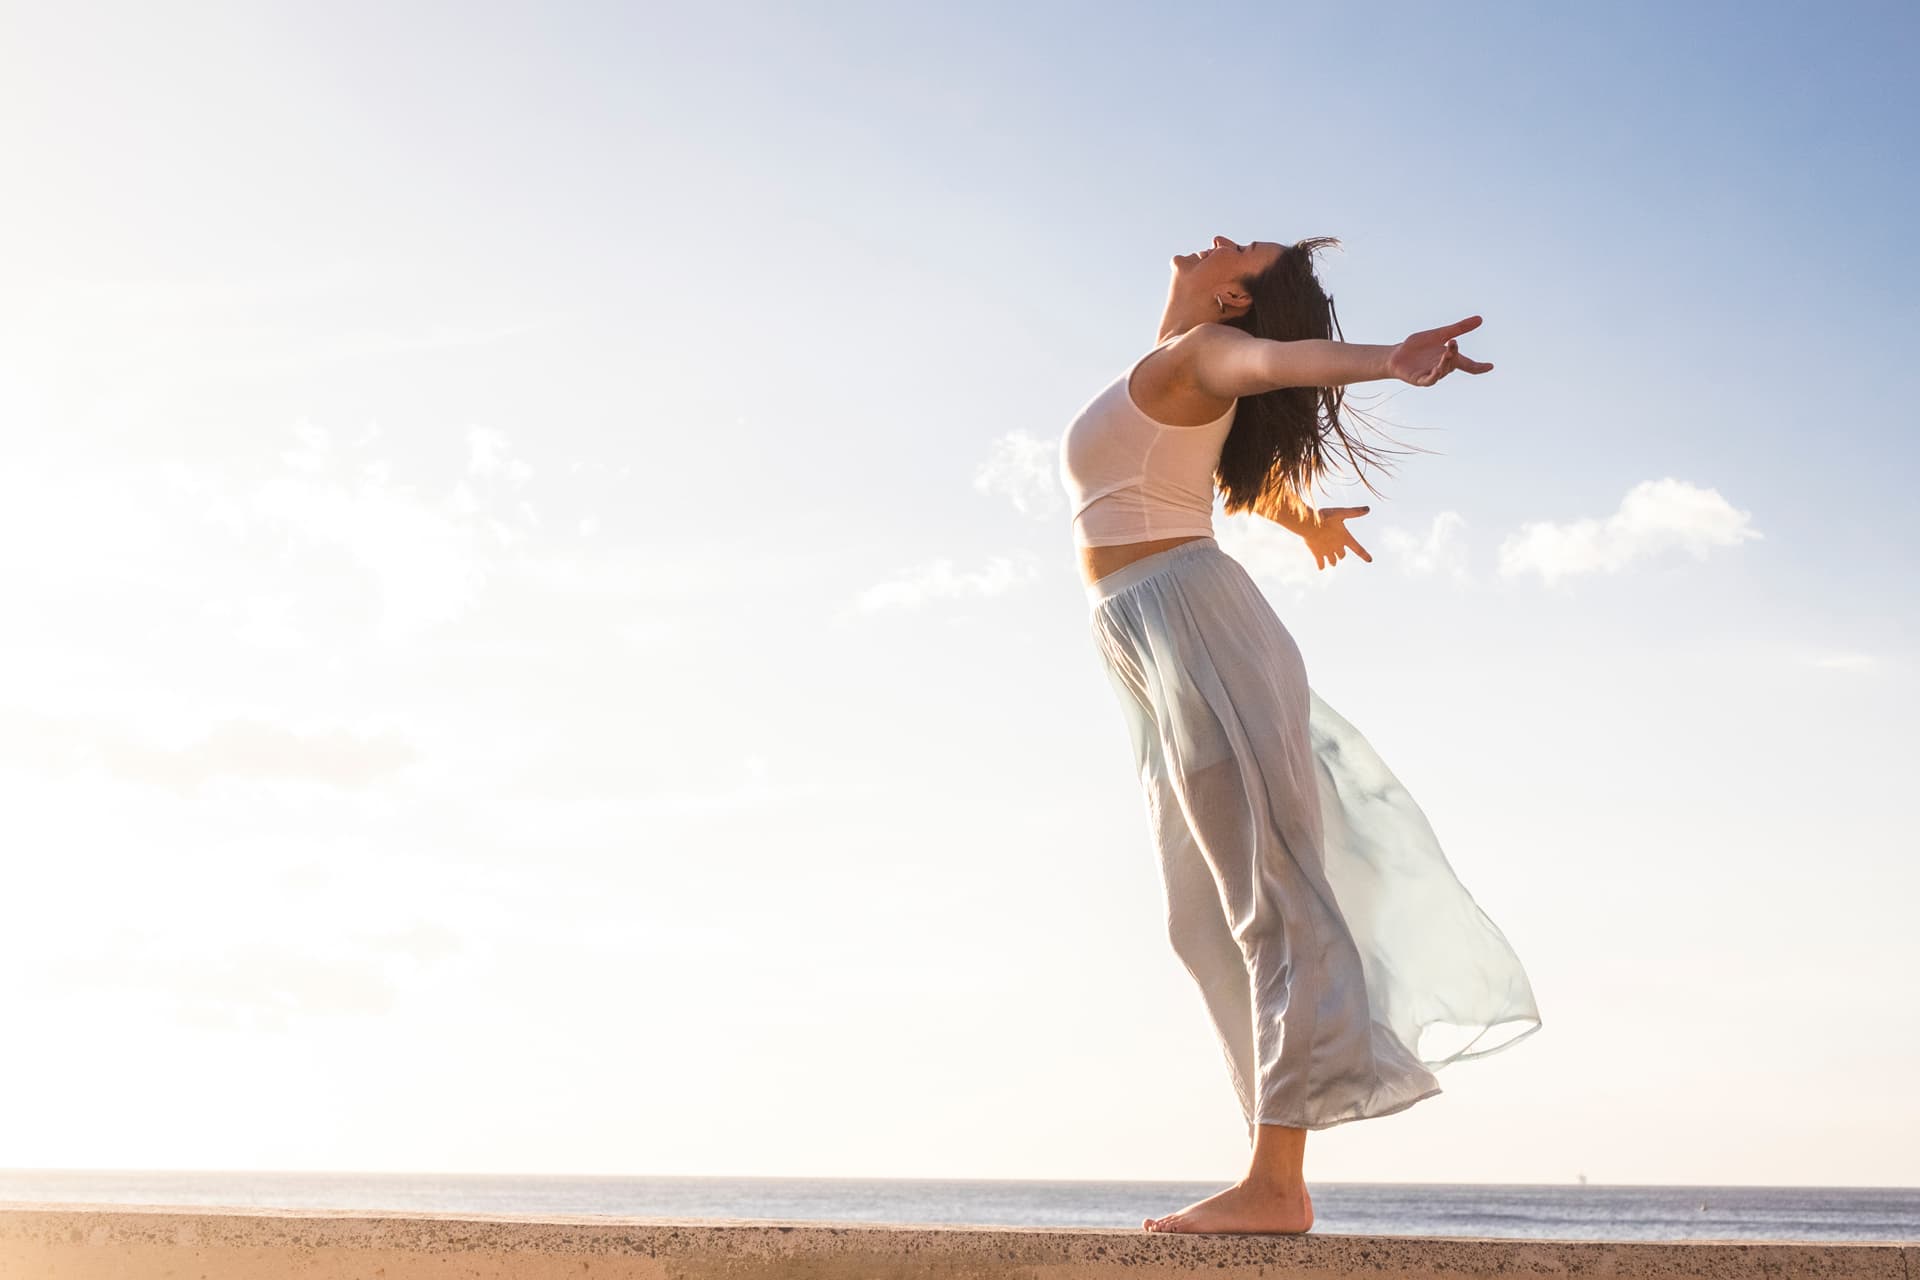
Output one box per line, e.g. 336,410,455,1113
1142,1178,1313,1234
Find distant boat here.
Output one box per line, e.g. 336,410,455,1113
1576,1173,1587,1186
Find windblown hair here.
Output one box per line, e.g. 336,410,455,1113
1215,237,1425,525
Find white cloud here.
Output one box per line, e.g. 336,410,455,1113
853,551,1043,612
1497,478,1761,585
254,455,495,641
1381,510,1472,581
240,420,549,642
974,430,1065,517
468,425,531,489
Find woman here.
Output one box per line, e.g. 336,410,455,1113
1059,236,1542,1235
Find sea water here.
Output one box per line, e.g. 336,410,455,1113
2,1171,1916,1242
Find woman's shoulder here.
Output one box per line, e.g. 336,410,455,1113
1159,323,1267,403
1145,322,1240,367
1159,322,1254,367
1143,323,1250,385
1180,321,1255,347
1156,321,1239,346
1131,325,1244,426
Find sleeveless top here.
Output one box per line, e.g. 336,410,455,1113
1057,337,1239,548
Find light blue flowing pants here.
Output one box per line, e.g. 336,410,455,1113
1087,538,1541,1140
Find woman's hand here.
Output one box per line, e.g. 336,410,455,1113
1388,316,1495,386
1304,506,1373,571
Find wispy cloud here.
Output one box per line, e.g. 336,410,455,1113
0,708,417,791
1806,652,1880,672
1497,478,1761,585
51,907,483,1033
853,551,1043,612
626,753,840,817
974,430,1065,518
104,720,418,791
225,319,548,378
0,423,816,701
24,268,549,383
38,264,366,318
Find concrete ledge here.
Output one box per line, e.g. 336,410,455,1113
1,1203,1914,1279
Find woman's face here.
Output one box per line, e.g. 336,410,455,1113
1171,235,1285,290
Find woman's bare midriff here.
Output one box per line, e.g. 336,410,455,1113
1079,535,1210,590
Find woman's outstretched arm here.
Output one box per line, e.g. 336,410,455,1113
1187,316,1493,398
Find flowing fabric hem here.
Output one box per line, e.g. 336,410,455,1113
1425,1014,1545,1068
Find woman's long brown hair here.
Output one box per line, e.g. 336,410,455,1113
1215,237,1427,525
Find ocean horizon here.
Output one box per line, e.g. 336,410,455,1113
2,1171,1914,1243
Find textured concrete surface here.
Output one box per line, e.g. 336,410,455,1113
0,1203,1914,1279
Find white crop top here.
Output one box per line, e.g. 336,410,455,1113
1057,339,1239,548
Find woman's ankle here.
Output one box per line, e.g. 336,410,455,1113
1239,1172,1307,1196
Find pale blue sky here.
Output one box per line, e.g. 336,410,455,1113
0,1,1914,1189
